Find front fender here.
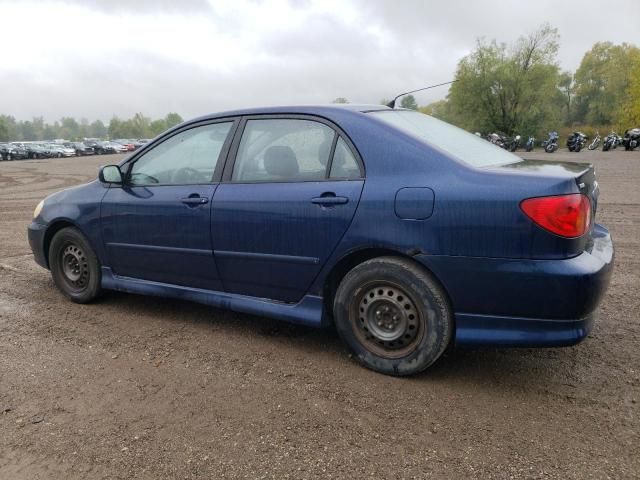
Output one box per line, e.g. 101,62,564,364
34,181,109,267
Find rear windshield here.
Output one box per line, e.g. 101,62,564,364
368,110,519,168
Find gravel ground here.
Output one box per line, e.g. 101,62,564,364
0,149,639,479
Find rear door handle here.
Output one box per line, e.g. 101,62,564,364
311,195,349,205
181,196,209,206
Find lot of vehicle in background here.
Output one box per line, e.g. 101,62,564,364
0,138,151,160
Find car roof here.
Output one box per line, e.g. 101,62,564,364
188,104,391,124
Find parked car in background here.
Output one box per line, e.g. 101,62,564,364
1,143,29,160
112,139,136,151
22,143,48,159
108,141,128,153
27,105,614,376
47,143,76,157
69,142,95,156
91,141,127,155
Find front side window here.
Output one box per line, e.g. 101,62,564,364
232,119,335,182
129,122,232,185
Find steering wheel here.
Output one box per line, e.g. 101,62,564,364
171,167,203,184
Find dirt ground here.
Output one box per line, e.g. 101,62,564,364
1,148,639,479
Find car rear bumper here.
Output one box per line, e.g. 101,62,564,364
416,223,614,347
28,221,48,269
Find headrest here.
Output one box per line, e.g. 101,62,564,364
264,146,299,178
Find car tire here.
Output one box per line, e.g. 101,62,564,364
49,227,101,303
333,257,453,376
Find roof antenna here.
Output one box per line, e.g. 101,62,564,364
386,80,456,109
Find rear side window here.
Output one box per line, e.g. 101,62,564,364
129,122,232,185
369,110,519,168
330,137,361,179
232,119,336,182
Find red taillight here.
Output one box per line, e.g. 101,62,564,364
520,194,591,238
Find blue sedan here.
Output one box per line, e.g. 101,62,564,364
28,105,614,375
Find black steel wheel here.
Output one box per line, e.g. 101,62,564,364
333,257,453,376
49,227,101,303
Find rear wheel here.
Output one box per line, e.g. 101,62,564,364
333,257,453,376
49,227,101,303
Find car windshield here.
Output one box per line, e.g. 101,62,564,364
368,110,520,168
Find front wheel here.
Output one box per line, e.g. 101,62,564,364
333,257,453,376
49,227,102,303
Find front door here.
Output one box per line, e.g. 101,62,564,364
101,120,235,291
211,117,365,303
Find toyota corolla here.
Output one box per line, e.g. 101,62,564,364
28,105,614,376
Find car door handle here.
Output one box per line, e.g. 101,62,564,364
180,196,209,206
311,195,349,205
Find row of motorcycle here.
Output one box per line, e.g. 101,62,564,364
485,128,640,153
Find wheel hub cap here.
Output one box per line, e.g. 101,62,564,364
357,285,421,354
61,244,88,288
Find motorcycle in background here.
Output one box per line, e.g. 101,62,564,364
567,131,588,152
588,131,601,150
525,136,535,152
622,128,640,151
542,131,559,153
487,133,506,149
506,135,521,152
603,132,620,151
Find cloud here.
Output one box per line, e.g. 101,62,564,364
0,0,638,121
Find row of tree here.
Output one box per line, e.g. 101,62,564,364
336,24,639,139
423,25,640,138
0,112,184,142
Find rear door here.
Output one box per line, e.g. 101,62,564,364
211,116,365,303
101,119,236,291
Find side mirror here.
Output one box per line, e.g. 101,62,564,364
99,165,123,184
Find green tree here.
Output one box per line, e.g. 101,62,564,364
0,117,8,142
573,42,640,126
0,115,18,140
619,55,640,127
332,97,349,104
108,116,126,139
418,100,452,122
129,113,151,138
557,71,575,126
150,119,167,136
400,94,418,110
89,120,107,138
59,117,80,140
447,24,561,136
164,112,183,129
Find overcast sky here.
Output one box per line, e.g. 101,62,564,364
1,0,638,122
